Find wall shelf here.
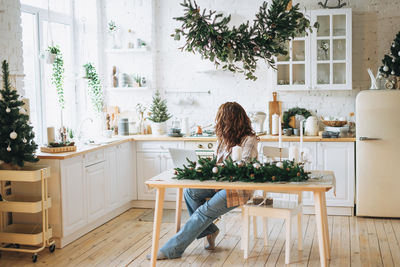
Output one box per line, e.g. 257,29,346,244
105,48,149,54
106,87,150,92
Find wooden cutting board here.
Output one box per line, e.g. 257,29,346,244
268,92,282,132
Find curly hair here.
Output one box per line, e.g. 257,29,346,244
215,102,255,152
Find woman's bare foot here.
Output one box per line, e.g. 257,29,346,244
205,229,220,250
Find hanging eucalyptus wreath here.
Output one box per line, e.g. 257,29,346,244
171,0,317,81
174,156,310,183
283,107,311,128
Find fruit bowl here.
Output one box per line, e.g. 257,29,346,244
320,117,347,127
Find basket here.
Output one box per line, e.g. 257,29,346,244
320,117,347,127
40,145,77,153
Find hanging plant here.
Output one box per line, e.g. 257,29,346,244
171,0,318,81
47,45,65,110
282,107,311,128
83,63,104,114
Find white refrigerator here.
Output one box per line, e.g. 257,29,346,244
356,90,400,217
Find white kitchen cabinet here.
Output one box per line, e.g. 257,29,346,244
118,142,135,203
311,9,352,90
105,142,136,209
137,152,162,200
86,161,107,223
136,141,184,201
275,31,311,90
137,151,177,201
317,142,355,207
60,156,87,236
276,9,352,91
105,146,120,210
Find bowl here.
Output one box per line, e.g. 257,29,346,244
320,117,347,127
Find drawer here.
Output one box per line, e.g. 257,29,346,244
184,141,216,151
136,141,182,152
84,149,105,166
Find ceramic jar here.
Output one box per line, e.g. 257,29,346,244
304,116,319,136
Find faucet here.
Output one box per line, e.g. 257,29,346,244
77,117,94,143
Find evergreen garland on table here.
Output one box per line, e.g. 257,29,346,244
171,0,317,81
379,31,400,77
47,46,65,109
282,107,311,128
83,63,104,114
148,91,172,123
0,60,38,167
174,156,310,183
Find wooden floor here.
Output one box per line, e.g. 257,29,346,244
2,208,400,267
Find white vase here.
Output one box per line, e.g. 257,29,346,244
304,116,319,136
151,122,166,136
46,52,56,64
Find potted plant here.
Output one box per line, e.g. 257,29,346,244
83,63,104,115
47,45,66,131
45,46,58,64
148,91,171,136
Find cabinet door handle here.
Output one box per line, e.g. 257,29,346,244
359,136,382,141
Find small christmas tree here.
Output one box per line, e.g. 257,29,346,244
148,91,171,123
379,31,400,77
0,60,38,168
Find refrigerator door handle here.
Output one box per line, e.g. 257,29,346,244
359,136,382,141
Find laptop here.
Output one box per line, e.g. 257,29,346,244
168,148,198,168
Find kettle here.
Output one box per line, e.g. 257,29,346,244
304,116,319,136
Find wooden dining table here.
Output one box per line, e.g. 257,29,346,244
145,170,335,267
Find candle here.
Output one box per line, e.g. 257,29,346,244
231,146,243,162
289,146,299,162
300,120,304,156
271,114,279,135
47,127,55,144
278,116,282,148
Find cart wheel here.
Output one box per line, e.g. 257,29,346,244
49,244,56,253
32,253,38,263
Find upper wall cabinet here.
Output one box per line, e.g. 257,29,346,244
274,9,352,91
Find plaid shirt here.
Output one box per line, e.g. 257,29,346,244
217,135,259,208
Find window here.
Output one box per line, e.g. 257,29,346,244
21,1,75,144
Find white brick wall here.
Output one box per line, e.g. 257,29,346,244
106,0,400,129
0,0,24,94
3,0,400,130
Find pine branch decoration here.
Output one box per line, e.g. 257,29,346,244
171,0,317,81
174,156,310,183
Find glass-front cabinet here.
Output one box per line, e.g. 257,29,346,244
275,9,352,91
276,35,310,90
311,9,352,90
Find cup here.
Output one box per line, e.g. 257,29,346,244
283,128,293,136
293,128,300,136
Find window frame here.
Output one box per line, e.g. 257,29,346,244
21,3,75,145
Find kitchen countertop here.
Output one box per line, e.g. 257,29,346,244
36,134,356,160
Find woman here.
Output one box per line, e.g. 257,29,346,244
148,102,258,260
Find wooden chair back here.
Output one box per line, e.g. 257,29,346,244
262,146,289,160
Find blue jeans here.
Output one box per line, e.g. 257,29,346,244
159,188,236,259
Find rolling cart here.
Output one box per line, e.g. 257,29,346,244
0,165,55,262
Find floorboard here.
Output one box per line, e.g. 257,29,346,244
1,208,400,267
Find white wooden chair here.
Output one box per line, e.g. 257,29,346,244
241,146,303,264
